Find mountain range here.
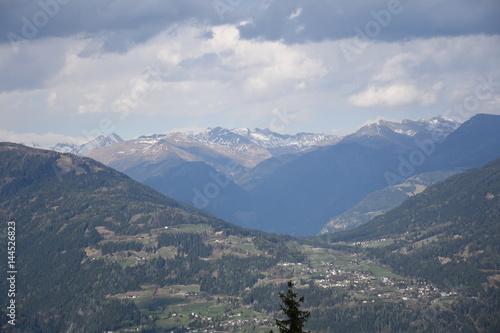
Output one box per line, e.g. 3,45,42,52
30,114,500,236
31,133,124,156
1,142,499,332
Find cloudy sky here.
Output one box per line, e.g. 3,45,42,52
1,0,499,145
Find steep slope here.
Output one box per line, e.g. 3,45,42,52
323,158,500,290
319,158,500,331
245,114,497,236
0,143,304,332
423,113,500,171
320,169,463,234
248,140,409,235
237,152,305,190
142,161,252,224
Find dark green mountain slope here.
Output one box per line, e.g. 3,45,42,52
0,143,302,332
325,157,500,246
2,143,500,332
322,158,500,331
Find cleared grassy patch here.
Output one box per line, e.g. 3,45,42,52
364,239,395,248
156,316,190,329
413,235,439,248
136,297,188,311
115,258,137,268
165,224,213,233
156,246,177,259
169,284,201,293
355,264,402,278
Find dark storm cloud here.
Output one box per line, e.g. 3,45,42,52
1,0,498,53
238,0,500,43
0,0,218,52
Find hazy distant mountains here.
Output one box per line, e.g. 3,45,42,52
320,169,463,234
87,127,339,172
34,114,500,236
34,133,124,156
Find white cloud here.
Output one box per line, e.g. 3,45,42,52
348,83,441,107
47,92,57,107
0,129,86,147
373,53,420,82
289,8,303,20
0,18,499,141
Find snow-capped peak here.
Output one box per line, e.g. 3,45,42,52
355,116,460,138
78,134,122,155
188,127,338,154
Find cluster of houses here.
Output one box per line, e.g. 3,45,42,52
276,259,457,304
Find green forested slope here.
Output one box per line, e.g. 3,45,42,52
321,158,500,332
0,143,301,332
1,143,499,332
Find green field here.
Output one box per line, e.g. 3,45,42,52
165,223,213,233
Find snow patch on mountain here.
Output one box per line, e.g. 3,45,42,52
72,133,123,156
355,116,460,138
45,134,123,156
191,127,339,154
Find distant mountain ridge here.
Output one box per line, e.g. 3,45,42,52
20,114,500,236
86,115,487,236
28,133,123,156
352,116,458,138
72,133,123,156
243,116,471,235
193,127,340,155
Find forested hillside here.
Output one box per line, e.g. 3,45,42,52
0,143,301,332
1,143,499,332
322,158,500,332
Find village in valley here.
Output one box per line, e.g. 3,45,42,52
95,225,458,332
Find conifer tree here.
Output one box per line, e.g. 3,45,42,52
272,281,311,333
